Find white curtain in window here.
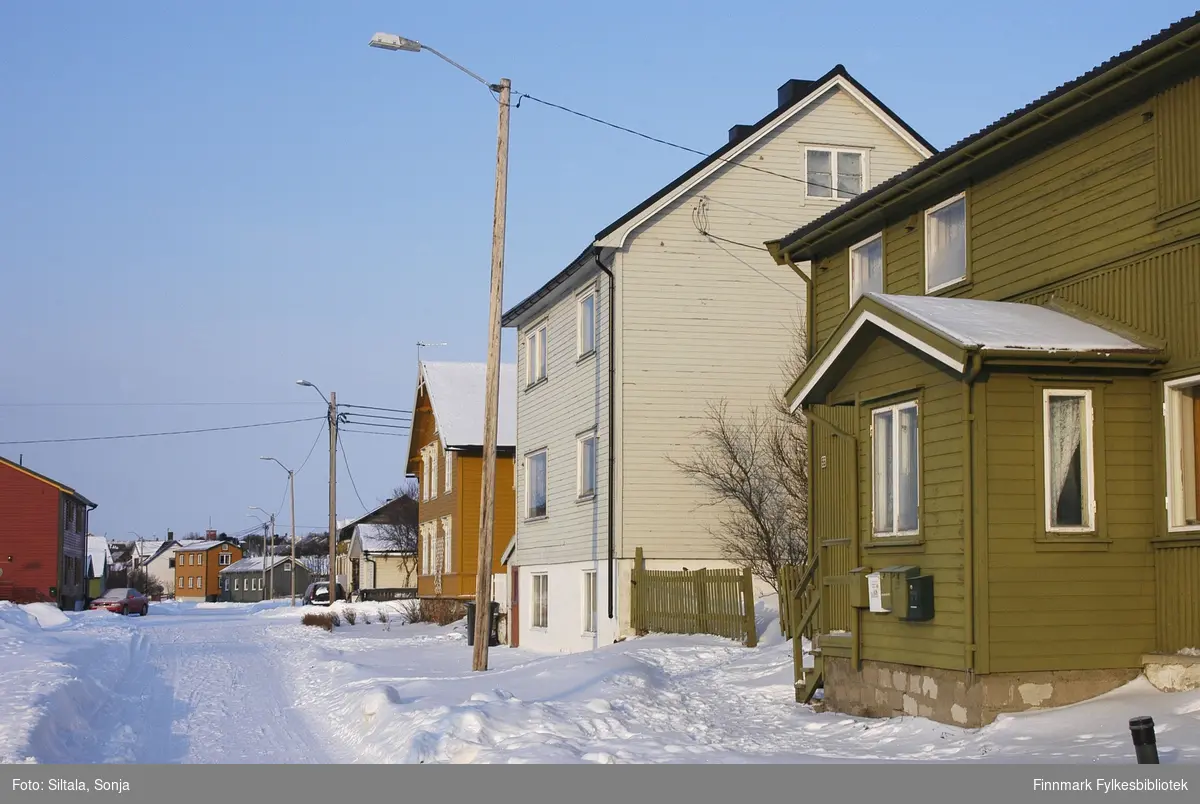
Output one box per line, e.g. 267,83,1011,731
872,409,894,533
807,150,832,198
850,237,883,303
837,152,863,197
528,453,547,516
897,405,919,532
1047,395,1085,527
580,294,596,353
927,198,966,289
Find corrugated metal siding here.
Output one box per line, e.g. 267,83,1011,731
1022,241,1200,370
1157,76,1200,215
1155,543,1200,652
985,375,1156,672
0,464,62,598
619,87,925,561
827,336,966,670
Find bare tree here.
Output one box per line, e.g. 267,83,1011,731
670,326,809,593
376,482,419,553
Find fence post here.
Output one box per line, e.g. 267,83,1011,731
693,568,708,634
633,547,645,636
740,567,757,648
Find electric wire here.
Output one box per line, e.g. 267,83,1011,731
337,437,369,513
0,416,325,446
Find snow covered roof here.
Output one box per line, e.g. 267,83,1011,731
420,361,517,448
131,541,166,560
175,541,234,552
790,294,1161,409
355,524,405,553
869,294,1156,354
220,556,296,574
87,535,111,578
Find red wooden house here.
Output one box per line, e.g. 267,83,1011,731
0,456,97,609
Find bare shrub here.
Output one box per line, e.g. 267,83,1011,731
343,609,357,626
302,612,334,632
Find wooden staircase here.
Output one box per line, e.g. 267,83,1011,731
787,555,823,704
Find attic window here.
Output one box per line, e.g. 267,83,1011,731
806,148,865,199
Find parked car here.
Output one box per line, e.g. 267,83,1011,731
90,587,149,616
301,581,346,606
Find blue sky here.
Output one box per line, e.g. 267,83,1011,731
1,1,1193,540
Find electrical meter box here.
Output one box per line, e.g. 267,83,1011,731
866,571,888,612
873,566,919,617
901,575,935,621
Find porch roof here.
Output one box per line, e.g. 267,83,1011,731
788,293,1161,409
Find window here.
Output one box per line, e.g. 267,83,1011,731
849,233,883,304
582,570,597,634
219,553,231,566
1166,376,1200,530
1043,390,1095,532
197,576,203,589
872,401,920,537
578,291,596,356
526,450,548,518
445,449,454,493
234,578,240,591
197,553,204,566
577,434,597,498
188,576,194,589
806,148,865,199
441,516,453,575
430,445,439,500
223,578,229,591
526,323,548,386
925,193,967,292
422,446,431,502
421,523,432,575
532,573,549,629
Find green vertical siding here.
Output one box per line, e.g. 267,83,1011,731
1155,542,1200,652
830,336,965,670
1157,76,1200,215
984,374,1156,672
810,404,857,635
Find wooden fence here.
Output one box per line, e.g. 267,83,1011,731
778,560,818,640
630,547,758,647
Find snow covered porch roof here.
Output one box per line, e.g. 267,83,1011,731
788,293,1163,410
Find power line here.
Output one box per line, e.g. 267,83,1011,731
0,401,317,408
340,404,413,414
274,418,327,518
0,416,326,446
704,234,803,300
515,92,843,195
340,428,408,438
337,437,369,513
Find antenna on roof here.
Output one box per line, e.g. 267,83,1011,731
416,341,447,366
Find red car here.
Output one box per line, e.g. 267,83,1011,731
89,587,149,616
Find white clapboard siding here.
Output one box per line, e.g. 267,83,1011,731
513,272,609,566
616,86,925,559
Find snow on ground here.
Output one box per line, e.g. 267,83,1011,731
3,598,1200,764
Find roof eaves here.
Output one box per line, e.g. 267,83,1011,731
771,12,1200,261
501,244,600,328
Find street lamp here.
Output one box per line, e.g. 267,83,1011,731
249,506,275,600
298,379,338,597
370,32,511,672
261,456,297,606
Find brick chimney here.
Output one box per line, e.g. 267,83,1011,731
205,529,217,541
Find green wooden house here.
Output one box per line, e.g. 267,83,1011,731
766,12,1200,727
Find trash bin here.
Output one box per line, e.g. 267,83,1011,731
465,601,501,647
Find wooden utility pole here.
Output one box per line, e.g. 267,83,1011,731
289,469,297,606
472,77,511,671
268,514,276,600
328,391,338,602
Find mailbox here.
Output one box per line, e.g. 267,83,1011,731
848,567,873,609
901,575,935,622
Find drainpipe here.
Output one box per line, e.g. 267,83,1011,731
783,255,815,359
962,352,983,674
595,249,617,619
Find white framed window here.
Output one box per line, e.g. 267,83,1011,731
441,516,453,575
871,400,920,537
445,449,454,493
1165,375,1200,531
421,523,433,575
806,148,865,199
429,444,439,500
197,553,204,566
525,450,548,518
234,578,240,591
849,233,883,305
577,433,597,498
582,570,597,634
1043,390,1095,532
219,553,231,566
188,576,195,589
578,290,597,356
925,193,967,292
421,446,431,502
526,322,548,386
197,576,203,589
532,573,549,629
223,578,229,591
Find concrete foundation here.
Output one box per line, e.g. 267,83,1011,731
822,657,1139,727
1143,653,1200,692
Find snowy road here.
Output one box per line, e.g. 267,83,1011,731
18,605,336,764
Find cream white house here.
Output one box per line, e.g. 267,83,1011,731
500,66,934,653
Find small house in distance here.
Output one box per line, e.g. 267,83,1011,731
336,495,418,601
86,535,112,600
174,540,243,601
220,556,311,603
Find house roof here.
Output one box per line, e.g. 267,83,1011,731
220,556,298,574
175,540,237,552
87,535,111,579
502,65,935,329
0,455,97,507
771,12,1200,261
415,361,517,449
789,294,1162,409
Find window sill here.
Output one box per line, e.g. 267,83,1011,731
864,536,924,550
576,493,597,504
525,515,549,523
926,276,970,296
1152,533,1200,548
1034,536,1112,552
576,350,596,364
524,377,549,392
530,626,548,633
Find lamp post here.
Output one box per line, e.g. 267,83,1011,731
298,380,338,598
261,457,297,606
249,507,275,599
371,31,510,672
